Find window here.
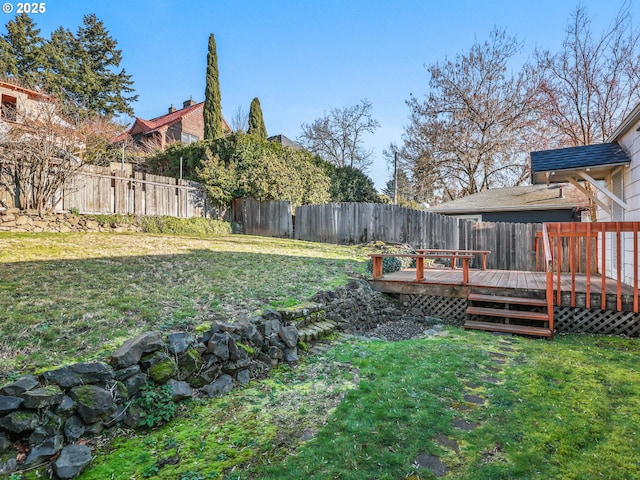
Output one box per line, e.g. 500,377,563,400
181,132,199,144
1,95,17,121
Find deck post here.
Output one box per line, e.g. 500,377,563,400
461,257,469,284
634,222,639,313
616,222,622,312
586,222,592,309
415,256,424,282
373,256,383,279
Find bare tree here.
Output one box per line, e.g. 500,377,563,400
535,3,640,147
0,97,86,213
298,99,380,170
230,105,248,133
404,29,541,201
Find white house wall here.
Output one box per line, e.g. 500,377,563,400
599,116,640,285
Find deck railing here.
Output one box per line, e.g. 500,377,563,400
541,223,555,332
542,222,640,313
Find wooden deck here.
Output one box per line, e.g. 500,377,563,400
370,268,638,312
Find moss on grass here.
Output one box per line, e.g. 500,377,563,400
0,232,367,377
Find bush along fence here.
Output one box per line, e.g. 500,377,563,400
0,304,337,479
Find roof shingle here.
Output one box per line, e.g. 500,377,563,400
530,142,630,173
428,184,589,214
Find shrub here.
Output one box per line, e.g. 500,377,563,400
134,383,180,428
139,216,232,235
365,242,417,275
85,214,232,235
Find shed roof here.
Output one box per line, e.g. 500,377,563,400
428,184,589,215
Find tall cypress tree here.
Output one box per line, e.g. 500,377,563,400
203,33,223,140
247,97,267,139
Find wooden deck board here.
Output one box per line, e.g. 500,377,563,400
371,268,637,312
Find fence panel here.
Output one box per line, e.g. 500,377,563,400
236,198,292,238
294,203,461,248
457,221,542,271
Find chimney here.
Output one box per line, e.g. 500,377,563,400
168,104,176,113
183,97,196,108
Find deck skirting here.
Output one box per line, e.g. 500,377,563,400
400,293,640,337
554,306,640,337
403,294,468,326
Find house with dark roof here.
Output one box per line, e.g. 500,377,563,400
427,184,589,223
530,141,631,221
115,98,232,150
530,103,640,286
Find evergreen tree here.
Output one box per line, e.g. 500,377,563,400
0,13,136,119
382,169,413,202
42,26,75,102
64,14,137,118
247,97,267,139
326,166,380,203
0,13,45,87
203,33,223,140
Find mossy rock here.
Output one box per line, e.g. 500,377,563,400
238,343,255,356
68,385,116,424
177,348,203,379
148,358,178,383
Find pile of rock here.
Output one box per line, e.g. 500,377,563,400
0,209,140,233
313,278,405,335
0,308,323,478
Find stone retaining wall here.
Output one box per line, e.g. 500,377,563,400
0,273,414,478
0,305,330,478
0,209,141,233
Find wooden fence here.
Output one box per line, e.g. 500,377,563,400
1,164,208,217
293,203,545,271
295,203,460,249
231,198,292,237
63,165,207,217
458,220,543,271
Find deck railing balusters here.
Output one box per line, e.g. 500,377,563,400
542,223,554,333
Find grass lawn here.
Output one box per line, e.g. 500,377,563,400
81,331,640,480
2,232,639,479
0,232,367,378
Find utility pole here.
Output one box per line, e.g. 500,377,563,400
393,151,398,205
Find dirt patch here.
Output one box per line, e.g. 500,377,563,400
365,319,443,341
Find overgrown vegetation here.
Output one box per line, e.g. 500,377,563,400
365,241,417,274
82,214,233,235
2,233,639,479
0,232,366,378
75,331,640,479
134,383,181,428
147,133,331,216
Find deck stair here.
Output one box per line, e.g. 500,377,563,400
465,292,553,338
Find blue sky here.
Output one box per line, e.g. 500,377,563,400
5,0,633,188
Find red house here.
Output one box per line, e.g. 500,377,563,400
115,98,231,149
